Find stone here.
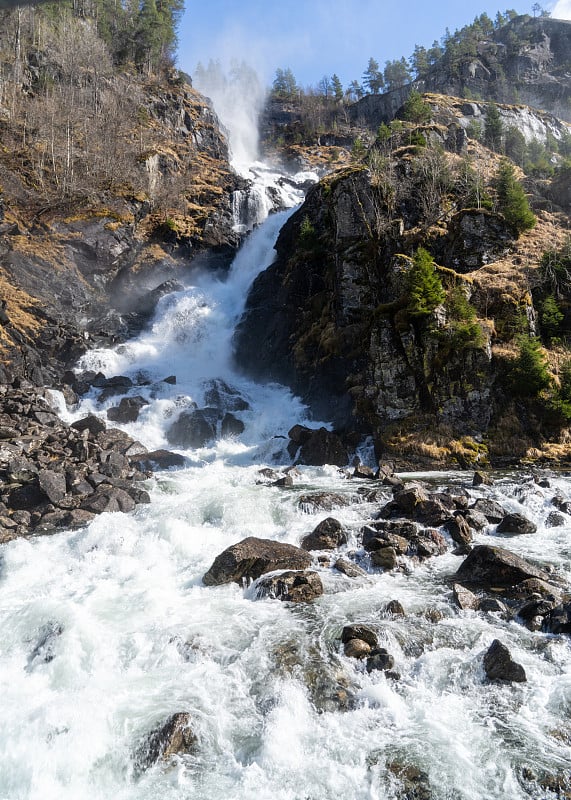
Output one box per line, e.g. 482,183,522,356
301,517,347,551
106,396,148,424
273,475,293,487
220,413,245,438
254,570,323,603
343,638,371,659
542,602,571,635
453,583,480,610
80,487,136,514
6,456,38,483
129,450,186,471
473,471,493,486
444,515,473,549
334,557,367,578
366,648,395,673
136,712,196,770
460,509,489,531
552,494,571,514
393,483,428,513
298,493,350,513
496,513,537,535
456,545,547,588
295,427,348,467
166,409,218,449
470,498,507,523
202,537,312,586
37,469,67,505
353,464,376,479
371,546,398,570
545,511,565,527
203,379,250,412
341,624,378,648
71,415,106,436
383,600,406,617
483,639,526,683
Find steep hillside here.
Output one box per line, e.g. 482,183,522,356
0,7,240,385
235,103,571,468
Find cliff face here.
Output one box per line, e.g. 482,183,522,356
235,113,571,466
350,16,571,128
0,66,239,384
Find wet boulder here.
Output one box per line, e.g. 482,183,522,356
496,513,537,535
71,414,106,436
166,408,218,448
343,638,372,659
301,517,347,551
473,471,493,487
444,515,473,549
202,536,312,586
129,449,186,471
483,639,526,683
221,413,245,438
334,557,367,578
371,546,398,570
542,602,571,635
288,426,348,467
203,378,250,412
453,583,480,610
135,712,197,770
545,511,565,527
456,545,548,588
107,396,149,424
392,483,428,514
254,570,323,603
298,493,351,513
341,624,378,648
366,648,395,673
38,469,67,505
470,498,507,523
80,486,136,514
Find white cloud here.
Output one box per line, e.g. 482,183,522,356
551,0,571,19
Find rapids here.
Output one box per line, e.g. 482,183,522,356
1,167,571,800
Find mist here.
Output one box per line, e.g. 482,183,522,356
193,60,267,170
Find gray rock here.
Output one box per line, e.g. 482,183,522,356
80,487,136,514
71,415,106,436
371,546,398,570
107,396,148,424
202,537,312,586
343,638,371,659
221,413,245,438
496,513,537,535
366,648,395,673
135,712,196,770
298,493,350,513
383,600,406,617
483,639,526,683
166,409,218,449
453,582,480,610
445,515,473,548
473,471,493,486
254,570,323,603
456,545,547,588
341,624,378,648
301,517,347,551
334,557,367,578
470,498,506,523
542,602,571,635
129,449,186,471
38,469,67,505
545,511,565,527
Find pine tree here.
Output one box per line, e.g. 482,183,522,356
494,158,536,235
510,336,551,396
363,57,384,94
331,74,343,102
484,103,504,152
408,248,445,317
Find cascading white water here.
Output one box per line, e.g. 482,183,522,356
1,109,571,800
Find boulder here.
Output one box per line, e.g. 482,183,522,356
202,537,312,586
545,511,565,527
473,471,493,487
496,513,537,535
456,545,547,588
453,583,480,610
366,648,395,673
371,546,398,570
136,712,196,770
220,413,245,438
353,464,376,479
298,493,350,513
383,600,406,617
470,498,507,523
301,517,347,551
334,557,367,578
106,396,148,424
38,469,67,505
71,415,106,436
393,483,428,513
296,427,348,467
444,515,473,549
483,639,526,683
80,486,136,514
343,638,371,659
129,449,186,471
341,624,378,648
166,409,218,448
542,602,571,635
254,570,323,603
460,509,489,531
203,378,250,412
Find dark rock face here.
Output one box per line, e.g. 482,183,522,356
202,537,312,586
254,570,323,603
483,639,526,683
301,517,347,551
107,396,149,423
166,408,217,448
470,498,506,523
288,426,348,467
542,602,571,635
456,545,547,587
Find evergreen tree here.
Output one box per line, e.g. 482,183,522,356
346,80,364,101
400,90,431,123
410,44,429,77
331,74,343,102
384,57,412,90
504,126,527,166
363,57,384,94
484,103,504,152
494,158,536,234
510,336,551,396
408,247,445,317
272,67,298,99
539,295,564,341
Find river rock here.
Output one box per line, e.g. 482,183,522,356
166,408,218,448
301,517,347,551
366,648,395,673
383,600,406,617
221,413,245,438
202,536,312,586
203,378,250,412
341,624,378,648
38,469,67,505
129,449,186,470
71,414,106,436
473,471,493,486
460,508,489,531
254,570,323,603
470,498,506,523
453,582,480,610
80,486,136,514
456,545,547,587
551,494,571,514
371,546,398,570
107,396,148,423
343,638,372,659
392,483,428,513
542,602,571,635
298,493,350,513
496,513,537,535
483,639,526,682
444,515,473,549
334,557,367,578
545,511,565,527
294,427,348,467
136,712,197,770
353,464,376,479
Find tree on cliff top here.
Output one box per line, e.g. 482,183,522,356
408,248,446,317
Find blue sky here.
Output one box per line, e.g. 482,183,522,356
178,0,571,90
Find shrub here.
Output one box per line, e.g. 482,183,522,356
400,90,432,124
509,336,551,396
539,294,564,342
